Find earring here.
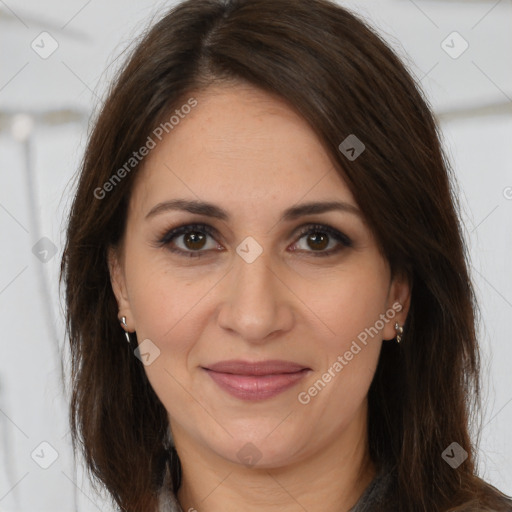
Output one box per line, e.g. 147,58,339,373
119,316,133,345
394,322,404,344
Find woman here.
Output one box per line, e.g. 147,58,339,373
60,0,512,510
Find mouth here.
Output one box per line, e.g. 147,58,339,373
201,359,311,401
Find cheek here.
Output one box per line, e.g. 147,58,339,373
299,261,389,405
124,244,213,343
124,255,212,416
306,260,390,344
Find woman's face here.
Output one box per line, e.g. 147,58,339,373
109,83,409,468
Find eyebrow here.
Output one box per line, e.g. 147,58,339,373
145,199,361,222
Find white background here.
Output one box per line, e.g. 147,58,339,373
0,0,511,510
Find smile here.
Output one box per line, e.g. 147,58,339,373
202,367,311,400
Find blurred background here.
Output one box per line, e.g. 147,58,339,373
0,0,511,510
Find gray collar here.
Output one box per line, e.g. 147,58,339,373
348,465,392,512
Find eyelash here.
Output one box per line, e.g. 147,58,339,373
156,222,353,259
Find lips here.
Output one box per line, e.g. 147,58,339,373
204,359,310,375
202,359,311,401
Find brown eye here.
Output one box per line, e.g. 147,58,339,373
157,223,221,258
306,232,329,251
183,231,207,250
291,224,353,257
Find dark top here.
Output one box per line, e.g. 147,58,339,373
348,465,392,511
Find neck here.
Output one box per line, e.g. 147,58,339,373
173,405,376,512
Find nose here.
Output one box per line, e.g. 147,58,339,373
216,248,294,343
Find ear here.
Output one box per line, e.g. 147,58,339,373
107,245,134,332
382,269,412,341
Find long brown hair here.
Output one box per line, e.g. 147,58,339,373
60,0,512,510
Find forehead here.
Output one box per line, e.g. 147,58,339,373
130,84,356,220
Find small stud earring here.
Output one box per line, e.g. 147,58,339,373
119,316,133,345
394,322,404,344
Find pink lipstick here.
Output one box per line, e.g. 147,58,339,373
202,359,311,401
